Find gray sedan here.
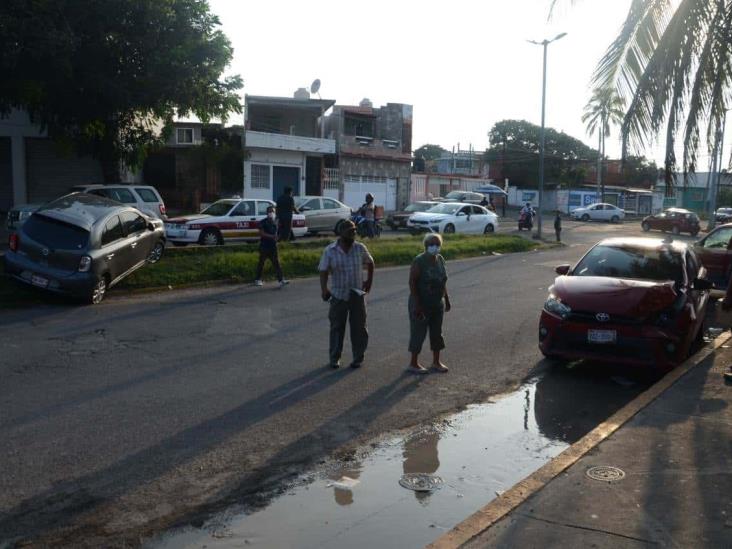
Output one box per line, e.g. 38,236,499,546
295,196,352,234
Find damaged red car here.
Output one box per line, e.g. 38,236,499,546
539,238,712,371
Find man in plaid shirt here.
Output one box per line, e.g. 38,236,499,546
319,220,374,369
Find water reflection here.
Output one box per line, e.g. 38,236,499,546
327,463,362,506
402,430,441,504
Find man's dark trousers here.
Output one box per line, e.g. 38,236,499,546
328,292,368,365
278,217,293,241
255,248,283,281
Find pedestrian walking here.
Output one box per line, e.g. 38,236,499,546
254,206,288,288
359,193,376,238
554,210,562,242
319,220,374,369
276,186,298,241
407,233,451,374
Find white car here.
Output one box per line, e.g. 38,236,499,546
407,202,499,234
165,198,307,246
571,203,625,223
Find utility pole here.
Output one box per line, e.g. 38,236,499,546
528,32,566,239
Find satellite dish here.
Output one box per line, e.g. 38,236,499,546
310,79,321,95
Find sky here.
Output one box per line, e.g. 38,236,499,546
207,0,723,169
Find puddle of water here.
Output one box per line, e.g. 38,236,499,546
148,367,645,549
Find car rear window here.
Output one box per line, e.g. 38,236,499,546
135,188,159,202
573,245,683,283
23,214,89,250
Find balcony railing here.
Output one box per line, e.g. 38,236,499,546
245,130,335,154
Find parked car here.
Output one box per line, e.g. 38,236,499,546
715,207,732,223
294,195,351,234
4,193,166,304
164,198,307,246
692,222,732,288
407,202,499,234
641,208,700,236
571,203,625,223
385,201,439,230
434,190,486,205
6,183,167,232
539,237,711,371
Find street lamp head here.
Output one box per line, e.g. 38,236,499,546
553,32,568,42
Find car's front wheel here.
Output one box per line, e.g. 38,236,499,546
89,275,109,305
642,221,650,232
581,214,590,222
443,223,455,234
147,241,165,264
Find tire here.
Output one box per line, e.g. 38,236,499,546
611,215,619,224
641,221,650,232
689,319,706,356
199,229,223,246
672,225,680,235
484,223,495,234
581,214,590,222
691,229,699,237
443,223,455,234
88,275,109,305
147,241,165,264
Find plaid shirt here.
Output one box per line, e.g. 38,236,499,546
318,241,374,301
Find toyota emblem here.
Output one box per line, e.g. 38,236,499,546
595,312,610,322
41,248,49,256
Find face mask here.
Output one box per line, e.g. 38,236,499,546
427,245,440,255
267,213,275,220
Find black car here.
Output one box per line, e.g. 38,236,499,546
715,207,732,224
4,193,166,303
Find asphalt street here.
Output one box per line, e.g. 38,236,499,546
0,219,692,546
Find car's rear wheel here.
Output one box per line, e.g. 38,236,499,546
147,241,165,264
443,223,455,234
89,275,109,305
672,225,681,235
581,214,590,222
641,221,650,232
611,215,620,223
199,229,223,246
484,223,495,234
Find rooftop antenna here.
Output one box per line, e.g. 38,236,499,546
310,78,321,99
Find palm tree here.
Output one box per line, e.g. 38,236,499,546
582,87,625,202
552,0,731,191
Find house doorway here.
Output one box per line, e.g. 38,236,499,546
305,157,322,196
273,166,300,199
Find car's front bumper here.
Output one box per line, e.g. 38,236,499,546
165,228,201,243
4,252,96,298
538,310,686,369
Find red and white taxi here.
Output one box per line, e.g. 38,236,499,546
165,199,307,246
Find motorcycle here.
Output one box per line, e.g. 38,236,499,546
518,210,534,231
351,213,382,238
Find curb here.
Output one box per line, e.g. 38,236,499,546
427,331,732,549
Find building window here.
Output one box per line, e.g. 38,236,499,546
344,115,375,138
251,164,270,189
176,128,194,144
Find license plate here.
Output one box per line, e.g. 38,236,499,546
588,329,616,344
31,274,49,288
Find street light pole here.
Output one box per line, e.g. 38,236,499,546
529,32,566,240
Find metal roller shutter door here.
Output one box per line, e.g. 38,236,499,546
343,176,397,211
26,138,103,203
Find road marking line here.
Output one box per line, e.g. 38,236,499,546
427,331,732,549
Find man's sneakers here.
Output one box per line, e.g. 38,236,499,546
254,279,263,287
279,279,290,288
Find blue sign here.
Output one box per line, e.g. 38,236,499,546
584,193,597,206
522,191,537,203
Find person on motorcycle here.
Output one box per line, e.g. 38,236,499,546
359,193,376,238
520,202,535,218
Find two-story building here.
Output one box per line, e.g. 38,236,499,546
326,99,413,211
242,90,336,201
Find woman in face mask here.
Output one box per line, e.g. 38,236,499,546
407,233,451,374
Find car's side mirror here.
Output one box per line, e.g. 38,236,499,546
147,222,155,231
456,212,466,217
555,264,571,275
693,278,713,291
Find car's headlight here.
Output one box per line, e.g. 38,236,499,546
430,218,442,224
544,295,571,318
19,211,32,220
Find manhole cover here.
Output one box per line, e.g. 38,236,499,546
399,473,444,492
586,466,625,482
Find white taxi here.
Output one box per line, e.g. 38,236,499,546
165,199,307,246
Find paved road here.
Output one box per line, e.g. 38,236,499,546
0,220,678,546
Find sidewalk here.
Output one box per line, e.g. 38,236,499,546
432,333,732,548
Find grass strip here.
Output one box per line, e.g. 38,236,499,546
0,234,541,307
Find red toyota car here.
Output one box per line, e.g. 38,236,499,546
539,237,711,371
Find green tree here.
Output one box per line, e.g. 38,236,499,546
0,0,242,180
413,144,447,172
582,87,625,200
622,155,660,187
485,119,598,188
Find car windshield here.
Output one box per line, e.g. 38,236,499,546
718,208,732,215
573,245,683,283
294,197,310,207
426,203,461,214
201,201,235,216
405,203,432,212
23,214,89,250
444,191,463,199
